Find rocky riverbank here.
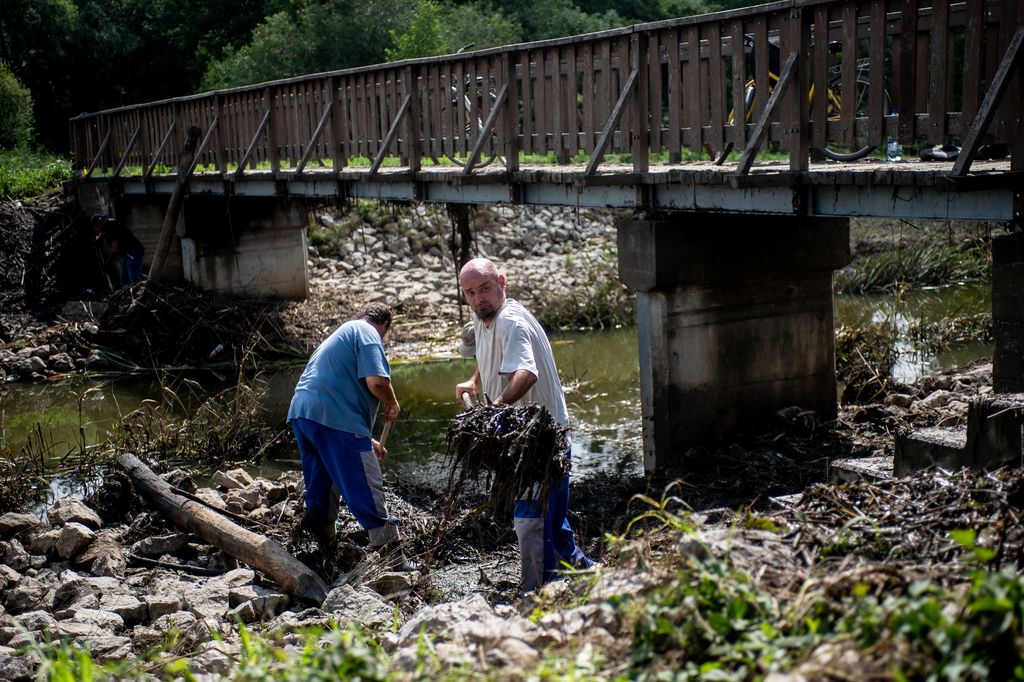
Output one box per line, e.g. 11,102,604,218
0,351,1006,675
1,193,1017,680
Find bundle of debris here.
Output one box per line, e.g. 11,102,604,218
445,403,571,516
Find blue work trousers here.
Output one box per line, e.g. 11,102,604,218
120,245,145,286
514,474,591,593
291,417,394,539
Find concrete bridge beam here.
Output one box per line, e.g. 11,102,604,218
617,214,850,473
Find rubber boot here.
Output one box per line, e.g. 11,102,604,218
370,524,418,572
514,516,545,594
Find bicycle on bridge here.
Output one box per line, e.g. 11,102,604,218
716,34,891,165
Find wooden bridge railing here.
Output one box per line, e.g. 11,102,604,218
70,0,1022,182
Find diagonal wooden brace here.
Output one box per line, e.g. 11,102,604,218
113,126,141,178
370,95,412,175
585,69,639,177
463,84,509,176
146,122,176,177
296,102,333,174
186,117,218,177
951,23,1024,177
734,51,799,177
236,110,271,177
84,129,112,179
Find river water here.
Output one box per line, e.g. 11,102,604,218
0,284,992,501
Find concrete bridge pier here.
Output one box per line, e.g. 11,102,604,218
78,183,309,299
617,214,850,473
179,196,309,299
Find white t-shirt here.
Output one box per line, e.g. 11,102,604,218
474,298,570,428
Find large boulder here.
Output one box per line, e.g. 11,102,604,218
47,498,102,530
76,531,125,577
1,540,30,572
321,584,395,628
21,528,60,556
56,523,96,560
0,513,40,538
4,577,49,612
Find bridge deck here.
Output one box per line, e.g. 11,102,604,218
109,157,1020,222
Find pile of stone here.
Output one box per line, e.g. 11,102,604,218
307,205,623,332
0,468,412,680
309,205,617,281
0,460,647,681
884,361,994,415
0,342,108,381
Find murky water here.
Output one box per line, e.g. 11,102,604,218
1,284,994,500
834,282,993,381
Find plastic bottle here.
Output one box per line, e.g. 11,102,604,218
208,343,224,360
886,140,903,162
886,111,903,162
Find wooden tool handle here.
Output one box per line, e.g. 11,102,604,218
461,392,474,410
379,421,392,448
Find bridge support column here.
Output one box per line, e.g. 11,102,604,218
617,214,850,473
180,196,309,299
993,232,1024,393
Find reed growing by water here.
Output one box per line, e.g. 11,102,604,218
835,239,990,294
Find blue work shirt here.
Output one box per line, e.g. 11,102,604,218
287,320,390,438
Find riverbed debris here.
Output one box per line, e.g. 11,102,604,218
444,402,571,517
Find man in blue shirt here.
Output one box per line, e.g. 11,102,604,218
288,302,403,554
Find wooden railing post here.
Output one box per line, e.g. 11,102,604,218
632,30,650,173
327,77,341,173
404,66,421,172
267,87,280,174
214,94,226,175
868,0,887,147
502,51,520,172
898,0,918,145
785,5,810,171
927,0,950,144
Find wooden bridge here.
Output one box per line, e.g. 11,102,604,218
71,0,1023,221
71,0,1024,473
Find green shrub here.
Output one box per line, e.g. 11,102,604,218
0,146,73,198
0,60,34,149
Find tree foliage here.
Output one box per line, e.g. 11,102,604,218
202,0,414,90
0,61,34,148
386,1,448,62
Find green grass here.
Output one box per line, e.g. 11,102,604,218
835,240,991,294
0,146,74,198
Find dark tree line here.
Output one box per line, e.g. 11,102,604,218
0,0,762,151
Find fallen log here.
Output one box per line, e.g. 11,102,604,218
116,453,328,604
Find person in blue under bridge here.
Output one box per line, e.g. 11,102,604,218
92,214,144,287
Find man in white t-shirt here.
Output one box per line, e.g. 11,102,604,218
456,258,592,593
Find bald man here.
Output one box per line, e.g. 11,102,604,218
456,258,592,593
